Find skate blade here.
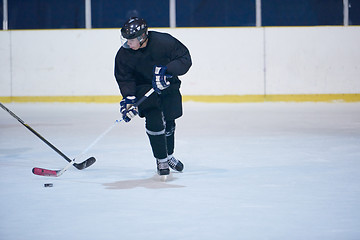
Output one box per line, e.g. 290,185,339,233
160,175,168,182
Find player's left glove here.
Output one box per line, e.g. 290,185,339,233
120,96,138,122
152,65,172,94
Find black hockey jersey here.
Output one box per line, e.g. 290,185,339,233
114,31,192,98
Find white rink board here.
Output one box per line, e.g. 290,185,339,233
1,26,360,97
168,28,265,95
9,29,120,96
265,27,360,94
0,32,11,96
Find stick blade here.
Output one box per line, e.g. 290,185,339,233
32,167,59,177
73,157,96,170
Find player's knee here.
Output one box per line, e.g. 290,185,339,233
144,109,165,133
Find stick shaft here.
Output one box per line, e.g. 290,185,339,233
0,102,73,163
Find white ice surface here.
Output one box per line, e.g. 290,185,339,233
1,102,360,240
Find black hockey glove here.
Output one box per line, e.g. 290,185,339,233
120,96,138,122
152,65,172,94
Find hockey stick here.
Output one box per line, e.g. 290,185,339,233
32,121,119,177
31,88,155,177
0,102,96,173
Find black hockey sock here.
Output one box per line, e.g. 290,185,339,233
144,109,168,160
147,131,168,160
165,120,176,156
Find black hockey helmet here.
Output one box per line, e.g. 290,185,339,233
121,17,148,40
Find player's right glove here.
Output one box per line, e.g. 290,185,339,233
152,65,172,94
120,96,138,122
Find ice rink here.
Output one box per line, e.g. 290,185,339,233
1,101,360,240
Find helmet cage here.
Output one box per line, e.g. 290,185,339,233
120,30,148,49
120,17,148,48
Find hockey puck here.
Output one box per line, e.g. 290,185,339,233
44,183,53,187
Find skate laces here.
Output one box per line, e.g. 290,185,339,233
168,156,179,169
157,158,169,170
167,155,184,172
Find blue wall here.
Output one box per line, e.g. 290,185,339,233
3,0,360,29
0,1,3,26
91,0,169,28
176,0,255,27
262,0,343,26
8,0,85,29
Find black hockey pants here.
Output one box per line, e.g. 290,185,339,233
135,85,182,160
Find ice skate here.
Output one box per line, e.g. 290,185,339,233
156,158,170,181
168,155,184,172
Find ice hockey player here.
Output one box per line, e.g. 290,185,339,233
114,17,192,177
